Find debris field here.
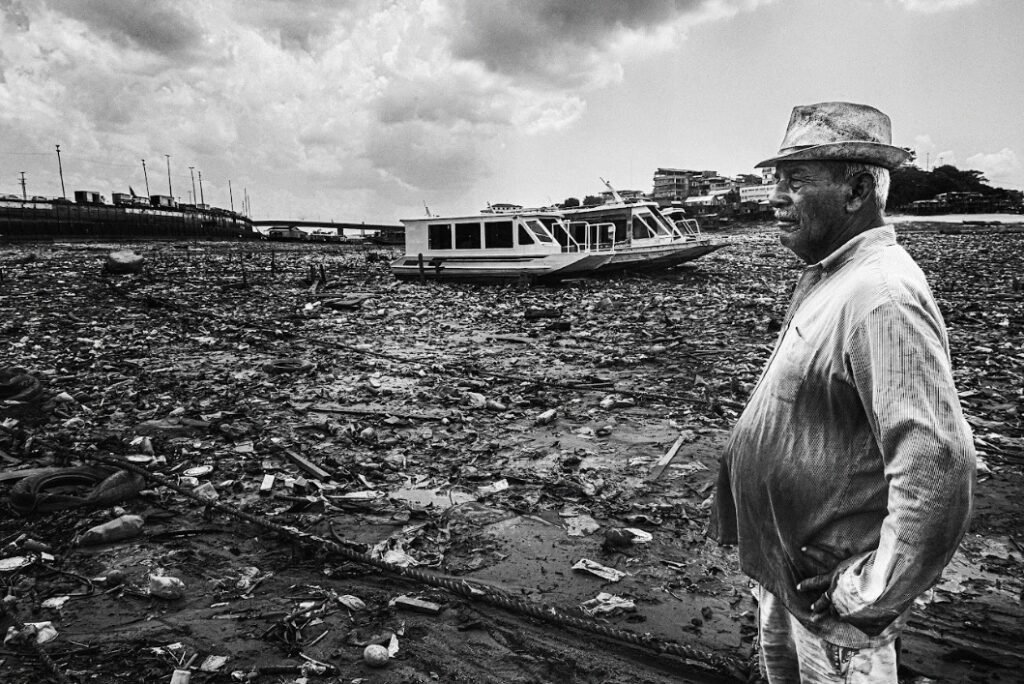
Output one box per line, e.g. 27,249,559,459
1,223,1022,683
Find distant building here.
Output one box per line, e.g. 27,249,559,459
150,194,176,208
74,190,104,204
739,185,772,203
652,168,737,205
684,190,733,208
653,168,709,204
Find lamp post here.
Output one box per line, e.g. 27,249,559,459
55,144,66,199
165,154,172,198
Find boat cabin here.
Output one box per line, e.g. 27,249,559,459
405,212,561,255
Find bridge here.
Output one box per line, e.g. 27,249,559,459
252,219,402,232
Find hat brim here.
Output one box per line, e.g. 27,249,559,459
754,142,912,170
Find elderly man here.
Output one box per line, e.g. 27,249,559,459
711,102,975,683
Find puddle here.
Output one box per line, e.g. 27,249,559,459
389,486,476,510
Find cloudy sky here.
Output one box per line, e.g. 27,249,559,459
1,0,1021,223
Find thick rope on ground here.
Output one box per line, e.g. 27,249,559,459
86,453,746,680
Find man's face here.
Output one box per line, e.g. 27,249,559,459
770,161,851,263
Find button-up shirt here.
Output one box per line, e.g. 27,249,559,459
711,226,975,648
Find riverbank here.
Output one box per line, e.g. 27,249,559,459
0,233,1021,682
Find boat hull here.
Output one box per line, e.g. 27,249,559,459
594,239,725,273
390,252,610,283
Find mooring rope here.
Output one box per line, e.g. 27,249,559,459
81,452,746,680
0,601,74,684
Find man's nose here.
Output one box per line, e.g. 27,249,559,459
768,182,789,208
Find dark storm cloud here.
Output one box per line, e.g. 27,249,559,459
45,0,204,57
450,0,708,85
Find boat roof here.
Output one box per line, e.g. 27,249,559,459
401,209,563,225
564,199,660,212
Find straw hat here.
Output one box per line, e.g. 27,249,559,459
755,101,911,170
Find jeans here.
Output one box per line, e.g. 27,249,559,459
757,585,898,683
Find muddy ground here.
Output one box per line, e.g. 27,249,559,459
1,222,1022,684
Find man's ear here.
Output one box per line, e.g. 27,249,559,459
845,172,875,213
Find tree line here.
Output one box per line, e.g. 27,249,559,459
889,164,1021,208
552,164,1022,212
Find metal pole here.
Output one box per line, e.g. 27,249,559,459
189,166,196,205
229,180,234,212
165,154,172,197
55,144,66,199
142,159,150,196
197,170,204,206
19,172,27,200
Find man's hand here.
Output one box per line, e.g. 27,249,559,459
797,545,845,620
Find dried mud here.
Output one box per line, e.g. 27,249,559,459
1,223,1022,683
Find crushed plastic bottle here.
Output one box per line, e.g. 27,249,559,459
76,514,144,546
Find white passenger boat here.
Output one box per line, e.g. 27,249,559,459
390,198,723,283
560,196,722,274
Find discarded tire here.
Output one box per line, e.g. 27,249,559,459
10,466,144,514
262,358,314,375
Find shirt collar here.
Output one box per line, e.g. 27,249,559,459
816,225,896,274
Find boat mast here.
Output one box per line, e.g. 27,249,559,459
599,177,623,203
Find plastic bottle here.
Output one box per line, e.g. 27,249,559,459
76,514,144,546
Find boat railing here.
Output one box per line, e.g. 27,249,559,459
558,220,616,253
673,218,703,238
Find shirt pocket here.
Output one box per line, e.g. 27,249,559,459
767,325,811,403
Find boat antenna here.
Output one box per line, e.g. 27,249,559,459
599,177,623,203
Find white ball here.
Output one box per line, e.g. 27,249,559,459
363,644,390,667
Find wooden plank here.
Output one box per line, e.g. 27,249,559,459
308,403,447,422
646,435,686,482
283,449,332,481
391,596,443,615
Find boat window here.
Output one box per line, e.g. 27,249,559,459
649,208,676,235
632,214,658,239
517,225,535,245
484,220,514,248
455,222,482,249
428,223,452,249
524,218,554,243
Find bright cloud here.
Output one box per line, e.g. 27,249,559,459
892,0,979,12
966,148,1023,189
0,0,855,220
